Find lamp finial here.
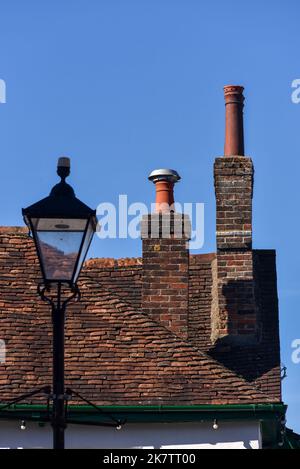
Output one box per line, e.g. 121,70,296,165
57,157,70,181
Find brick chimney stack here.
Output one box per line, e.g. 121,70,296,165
141,169,191,339
213,86,258,345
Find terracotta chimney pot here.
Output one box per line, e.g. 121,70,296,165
148,169,180,213
224,85,245,156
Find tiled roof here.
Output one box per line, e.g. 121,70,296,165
0,227,279,406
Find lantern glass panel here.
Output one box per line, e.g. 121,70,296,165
73,218,95,282
31,218,88,282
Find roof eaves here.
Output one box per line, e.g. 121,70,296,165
0,403,287,425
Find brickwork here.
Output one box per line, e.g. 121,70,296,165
213,251,258,344
214,156,258,344
210,250,281,401
188,254,215,350
141,213,191,339
214,156,253,250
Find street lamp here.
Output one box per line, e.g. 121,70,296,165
22,157,97,449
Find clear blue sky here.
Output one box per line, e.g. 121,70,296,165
0,0,299,433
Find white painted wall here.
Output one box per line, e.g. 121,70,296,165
0,420,261,449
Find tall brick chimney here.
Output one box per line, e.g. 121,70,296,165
141,169,191,339
213,86,258,345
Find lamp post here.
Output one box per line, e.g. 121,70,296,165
22,157,97,449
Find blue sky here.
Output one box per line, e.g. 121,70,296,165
0,0,299,432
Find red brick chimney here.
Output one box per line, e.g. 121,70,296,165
213,86,258,345
141,169,191,339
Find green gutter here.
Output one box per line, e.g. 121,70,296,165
0,403,286,425
0,403,286,412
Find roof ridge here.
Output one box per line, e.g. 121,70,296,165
84,257,142,268
190,253,216,263
0,226,28,236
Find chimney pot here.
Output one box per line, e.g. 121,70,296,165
148,169,180,213
224,85,245,156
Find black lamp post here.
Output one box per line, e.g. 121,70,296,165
22,157,97,449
